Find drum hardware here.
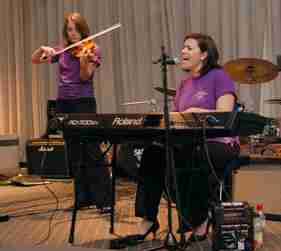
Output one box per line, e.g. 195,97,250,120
121,99,158,112
263,122,280,137
154,86,176,96
122,98,157,106
249,135,263,154
260,144,281,157
223,58,279,84
264,98,281,105
249,132,281,155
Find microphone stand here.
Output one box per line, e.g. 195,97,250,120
109,47,180,250
150,46,178,250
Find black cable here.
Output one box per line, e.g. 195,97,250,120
202,117,232,202
0,192,72,207
2,197,72,216
202,116,245,248
34,184,59,246
32,139,60,246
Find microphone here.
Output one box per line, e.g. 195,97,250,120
153,57,180,65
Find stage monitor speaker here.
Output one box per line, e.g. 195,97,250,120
26,138,70,178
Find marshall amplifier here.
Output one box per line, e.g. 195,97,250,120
26,138,70,178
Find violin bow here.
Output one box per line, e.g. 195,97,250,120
54,22,122,55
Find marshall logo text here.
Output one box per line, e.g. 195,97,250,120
38,146,54,152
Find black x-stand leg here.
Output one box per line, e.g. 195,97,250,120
68,139,85,244
69,139,117,243
69,195,78,244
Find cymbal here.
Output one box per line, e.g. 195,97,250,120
264,98,281,104
154,86,176,96
224,58,279,84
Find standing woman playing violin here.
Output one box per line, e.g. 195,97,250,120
32,12,100,103
31,12,111,213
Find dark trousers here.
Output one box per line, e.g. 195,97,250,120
56,97,97,114
135,141,239,228
57,97,111,208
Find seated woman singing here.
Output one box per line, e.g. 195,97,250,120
134,33,240,244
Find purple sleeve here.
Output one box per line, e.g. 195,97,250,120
215,69,236,100
172,80,184,112
51,45,63,64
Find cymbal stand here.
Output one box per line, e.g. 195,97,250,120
121,99,158,112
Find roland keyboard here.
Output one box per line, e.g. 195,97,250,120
58,111,269,142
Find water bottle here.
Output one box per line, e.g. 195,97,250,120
254,203,266,249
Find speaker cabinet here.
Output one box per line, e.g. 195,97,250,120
26,138,70,178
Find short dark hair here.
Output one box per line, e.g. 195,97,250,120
62,12,90,45
184,33,221,76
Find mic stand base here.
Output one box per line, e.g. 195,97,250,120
164,232,178,249
145,232,179,251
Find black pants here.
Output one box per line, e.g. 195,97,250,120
135,141,239,229
57,97,111,208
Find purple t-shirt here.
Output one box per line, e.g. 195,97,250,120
51,46,101,99
173,68,239,145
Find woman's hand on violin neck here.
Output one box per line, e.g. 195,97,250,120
80,52,98,80
39,46,56,62
79,50,98,65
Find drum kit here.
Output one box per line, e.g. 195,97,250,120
119,58,281,173
123,57,281,138
153,57,281,105
223,57,281,155
122,57,281,110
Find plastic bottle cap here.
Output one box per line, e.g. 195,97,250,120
256,203,263,211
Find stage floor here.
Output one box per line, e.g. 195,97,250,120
0,177,280,251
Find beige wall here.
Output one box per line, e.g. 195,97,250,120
234,164,281,214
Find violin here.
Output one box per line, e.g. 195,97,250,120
53,23,121,57
40,23,121,61
71,40,96,58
